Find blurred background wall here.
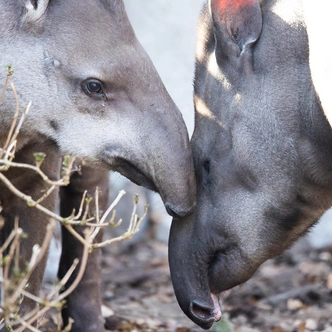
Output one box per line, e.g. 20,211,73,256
124,0,203,136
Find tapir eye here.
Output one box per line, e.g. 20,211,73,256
82,79,106,99
87,81,102,93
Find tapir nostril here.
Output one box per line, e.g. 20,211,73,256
191,301,214,320
189,301,216,329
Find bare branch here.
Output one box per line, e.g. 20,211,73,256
0,69,147,331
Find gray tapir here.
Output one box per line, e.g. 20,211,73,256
0,0,196,330
168,0,332,329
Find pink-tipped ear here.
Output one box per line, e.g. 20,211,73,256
210,0,262,52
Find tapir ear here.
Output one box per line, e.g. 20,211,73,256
20,0,50,23
210,0,262,55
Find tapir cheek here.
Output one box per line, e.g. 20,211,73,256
206,246,253,294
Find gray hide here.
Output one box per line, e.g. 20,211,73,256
168,0,332,329
0,0,195,331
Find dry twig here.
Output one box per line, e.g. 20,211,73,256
0,67,147,331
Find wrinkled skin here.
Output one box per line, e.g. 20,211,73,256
169,0,332,329
0,0,195,331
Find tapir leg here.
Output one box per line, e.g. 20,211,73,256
59,167,109,332
0,143,60,330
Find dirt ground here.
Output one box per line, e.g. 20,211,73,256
39,220,332,332
95,233,332,332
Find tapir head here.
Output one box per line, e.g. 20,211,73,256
0,0,196,216
169,0,332,329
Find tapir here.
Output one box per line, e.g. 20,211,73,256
168,0,332,329
0,0,196,331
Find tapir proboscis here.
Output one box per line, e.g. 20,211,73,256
0,0,196,331
168,0,332,329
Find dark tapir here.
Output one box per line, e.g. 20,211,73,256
0,0,195,330
169,0,332,329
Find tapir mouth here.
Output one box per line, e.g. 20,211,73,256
111,157,158,192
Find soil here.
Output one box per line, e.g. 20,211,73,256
41,233,332,332
98,236,332,332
